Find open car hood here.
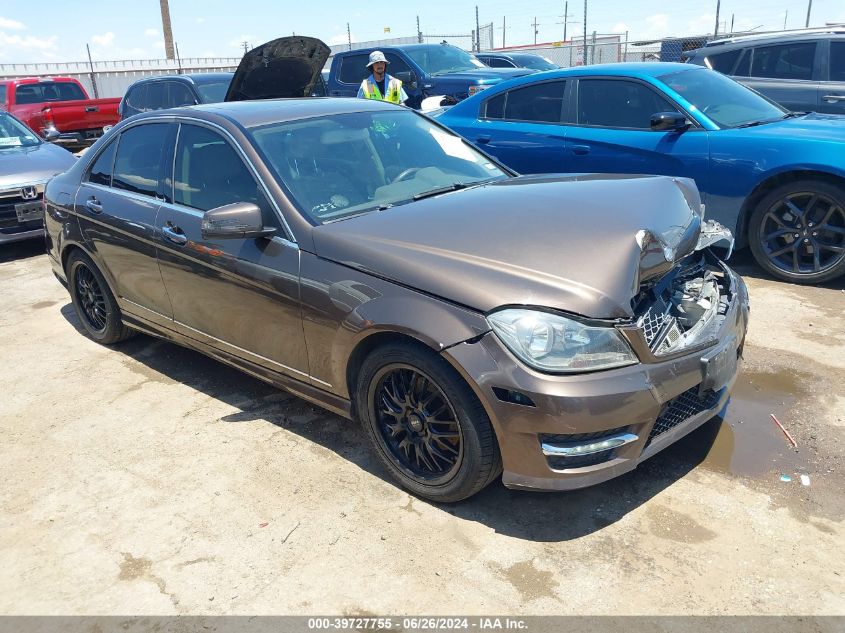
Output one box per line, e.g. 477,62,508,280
224,36,330,101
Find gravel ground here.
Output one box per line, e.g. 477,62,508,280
0,241,843,616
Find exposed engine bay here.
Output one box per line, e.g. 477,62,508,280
632,251,733,356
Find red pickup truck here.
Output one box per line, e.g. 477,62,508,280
0,77,120,149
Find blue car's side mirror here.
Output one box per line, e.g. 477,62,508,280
651,112,690,132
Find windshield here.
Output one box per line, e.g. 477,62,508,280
405,45,486,76
515,55,558,70
194,80,231,103
658,68,786,128
0,113,41,148
249,110,508,224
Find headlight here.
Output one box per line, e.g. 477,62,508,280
488,308,637,373
467,85,488,96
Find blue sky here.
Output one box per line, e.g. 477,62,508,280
1,0,844,63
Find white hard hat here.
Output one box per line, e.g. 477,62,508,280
367,50,389,67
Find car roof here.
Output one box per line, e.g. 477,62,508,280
494,62,693,80
133,97,403,129
128,72,233,87
701,28,845,50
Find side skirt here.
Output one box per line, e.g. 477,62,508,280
121,312,354,420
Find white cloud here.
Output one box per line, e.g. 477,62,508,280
685,13,715,35
646,14,669,30
144,28,159,37
0,16,25,30
152,40,165,50
91,31,115,47
328,32,352,46
196,17,206,24
611,22,630,34
0,32,58,51
229,34,256,49
201,50,218,57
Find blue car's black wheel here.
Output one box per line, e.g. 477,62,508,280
750,180,845,284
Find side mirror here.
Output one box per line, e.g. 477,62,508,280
650,112,690,132
201,202,276,240
394,71,418,89
43,127,61,142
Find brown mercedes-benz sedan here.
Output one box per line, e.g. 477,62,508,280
44,97,749,502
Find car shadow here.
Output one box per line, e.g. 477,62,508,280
0,238,45,264
59,302,726,541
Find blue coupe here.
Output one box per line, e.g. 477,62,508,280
437,63,845,284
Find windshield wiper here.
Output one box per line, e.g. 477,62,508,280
734,118,778,128
782,111,808,119
412,182,470,201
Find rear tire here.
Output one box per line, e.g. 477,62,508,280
749,180,845,284
67,250,134,344
355,341,501,503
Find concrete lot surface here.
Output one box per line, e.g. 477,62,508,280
1,241,843,615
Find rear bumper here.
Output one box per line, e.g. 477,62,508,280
443,264,750,492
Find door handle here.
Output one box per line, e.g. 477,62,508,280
572,145,591,155
161,223,187,245
822,95,845,102
475,135,491,144
84,198,103,213
84,106,98,112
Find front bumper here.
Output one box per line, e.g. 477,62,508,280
443,263,750,491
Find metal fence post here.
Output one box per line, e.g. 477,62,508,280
85,44,99,98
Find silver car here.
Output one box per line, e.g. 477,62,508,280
0,111,77,245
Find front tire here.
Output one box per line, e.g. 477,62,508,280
356,341,501,503
67,250,134,344
749,180,845,284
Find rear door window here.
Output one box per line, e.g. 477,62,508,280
484,81,567,122
384,53,412,76
489,57,516,68
87,138,118,187
338,54,371,85
830,41,845,82
577,79,680,129
144,82,168,111
112,123,171,198
167,82,196,107
122,83,148,117
751,42,817,80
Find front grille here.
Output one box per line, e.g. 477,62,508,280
0,192,44,230
646,387,720,446
638,305,670,346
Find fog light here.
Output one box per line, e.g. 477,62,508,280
541,433,638,457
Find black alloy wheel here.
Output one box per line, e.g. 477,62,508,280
356,342,501,502
67,250,134,344
75,263,107,333
750,180,845,284
372,365,463,481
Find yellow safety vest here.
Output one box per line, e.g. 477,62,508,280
361,76,403,104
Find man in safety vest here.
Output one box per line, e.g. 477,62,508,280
357,51,409,105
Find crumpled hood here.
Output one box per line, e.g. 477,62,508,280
0,143,77,190
224,36,330,101
312,174,702,319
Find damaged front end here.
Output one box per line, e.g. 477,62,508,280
623,216,742,362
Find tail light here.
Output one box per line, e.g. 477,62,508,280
40,106,55,133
